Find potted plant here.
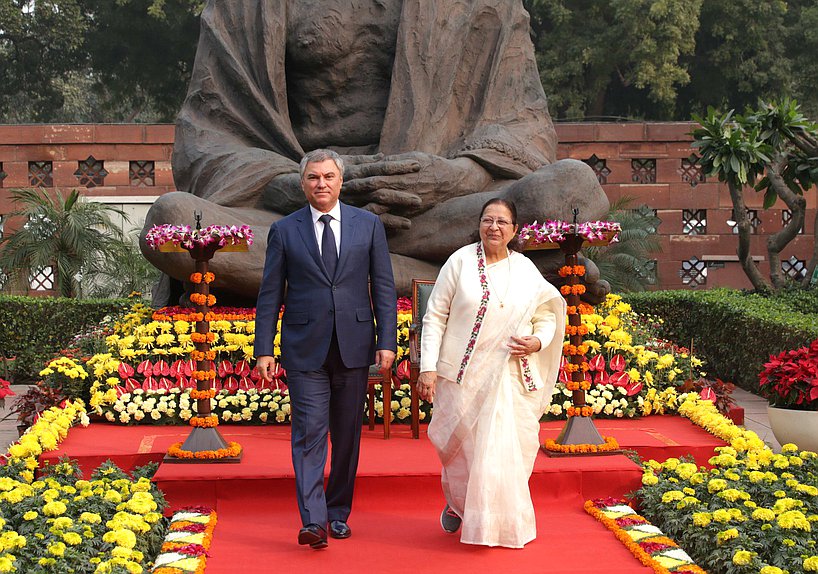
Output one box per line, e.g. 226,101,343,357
757,338,818,451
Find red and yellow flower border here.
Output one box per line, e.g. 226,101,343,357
585,497,706,574
152,506,217,574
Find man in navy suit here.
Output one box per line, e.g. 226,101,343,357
255,149,397,549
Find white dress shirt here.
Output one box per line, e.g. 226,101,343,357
310,203,341,257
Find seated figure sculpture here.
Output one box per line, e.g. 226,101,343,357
141,0,610,301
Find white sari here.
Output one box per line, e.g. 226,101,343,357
425,243,565,548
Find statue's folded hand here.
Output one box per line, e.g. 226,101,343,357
341,153,492,216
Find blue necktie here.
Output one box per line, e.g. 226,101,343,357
319,214,337,279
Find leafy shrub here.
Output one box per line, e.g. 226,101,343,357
0,296,130,383
623,289,818,393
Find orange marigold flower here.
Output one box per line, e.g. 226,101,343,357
190,388,217,400
204,272,215,283
560,285,572,295
190,272,203,284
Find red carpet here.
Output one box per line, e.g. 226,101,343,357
40,416,724,573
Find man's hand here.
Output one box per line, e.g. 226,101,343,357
256,355,278,383
375,350,396,377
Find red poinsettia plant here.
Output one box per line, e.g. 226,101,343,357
758,339,818,411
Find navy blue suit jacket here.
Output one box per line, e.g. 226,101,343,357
253,203,397,371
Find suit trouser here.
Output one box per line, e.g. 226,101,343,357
287,331,369,526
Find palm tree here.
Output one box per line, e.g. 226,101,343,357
0,188,127,298
584,199,663,292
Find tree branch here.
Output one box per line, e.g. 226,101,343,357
765,159,807,289
727,181,770,291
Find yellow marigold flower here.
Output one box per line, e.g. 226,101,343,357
803,556,818,571
62,532,83,545
43,501,67,517
752,508,777,523
663,458,680,471
662,490,685,503
760,567,785,574
777,510,811,531
716,528,739,544
713,509,732,523
732,550,754,566
48,541,66,556
23,511,38,520
692,512,711,527
641,472,659,486
675,463,698,480
708,478,727,493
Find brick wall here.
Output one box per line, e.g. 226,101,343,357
0,123,815,293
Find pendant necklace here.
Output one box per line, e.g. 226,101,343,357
486,251,512,308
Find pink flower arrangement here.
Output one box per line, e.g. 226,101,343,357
519,219,621,246
758,339,818,411
145,224,254,250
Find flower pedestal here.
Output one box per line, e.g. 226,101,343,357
524,219,621,456
146,222,254,463
767,406,818,452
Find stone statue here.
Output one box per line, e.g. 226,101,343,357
141,0,610,302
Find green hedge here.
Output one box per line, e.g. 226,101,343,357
0,296,131,383
623,289,818,393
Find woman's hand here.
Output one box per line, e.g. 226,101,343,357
417,371,437,403
508,336,541,357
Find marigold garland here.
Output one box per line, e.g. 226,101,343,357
563,343,589,355
584,498,706,574
566,405,594,417
189,350,216,362
151,507,217,574
190,370,216,381
578,302,594,314
167,441,242,460
188,272,215,285
558,265,586,277
189,293,217,307
565,324,590,336
565,380,592,391
190,332,216,344
152,306,255,322
543,435,619,453
189,415,219,428
189,388,217,400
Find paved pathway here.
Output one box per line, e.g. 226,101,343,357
0,385,781,453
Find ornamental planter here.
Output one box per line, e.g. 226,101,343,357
767,406,818,452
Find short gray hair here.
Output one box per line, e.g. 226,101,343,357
299,149,345,179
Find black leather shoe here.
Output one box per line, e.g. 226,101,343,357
298,524,328,549
329,520,351,539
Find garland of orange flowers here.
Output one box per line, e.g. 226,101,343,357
189,350,216,362
189,272,215,285
584,498,706,574
189,293,217,307
565,324,590,336
558,265,586,277
151,506,217,574
565,380,592,391
560,284,587,296
152,308,257,322
167,441,242,460
543,435,619,454
563,343,590,355
189,388,217,400
190,332,216,344
190,370,216,381
566,405,594,417
189,415,219,428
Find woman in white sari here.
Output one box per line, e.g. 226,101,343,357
417,198,566,548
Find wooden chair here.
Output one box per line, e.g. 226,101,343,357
407,279,435,439
367,365,400,439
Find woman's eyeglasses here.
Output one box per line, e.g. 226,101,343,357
480,217,513,228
